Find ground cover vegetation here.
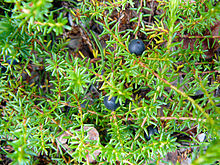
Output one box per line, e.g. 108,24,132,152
0,0,219,164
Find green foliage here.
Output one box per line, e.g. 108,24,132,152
192,139,220,165
0,0,219,164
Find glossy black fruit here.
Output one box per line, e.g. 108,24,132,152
103,96,120,111
215,86,220,107
128,39,145,55
6,56,19,65
0,100,6,111
144,125,159,141
0,64,6,73
0,136,6,146
91,23,103,34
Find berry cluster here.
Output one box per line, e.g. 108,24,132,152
0,56,21,74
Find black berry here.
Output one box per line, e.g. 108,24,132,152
144,125,159,141
128,39,145,55
0,64,6,73
103,96,120,111
91,23,103,34
6,56,19,65
97,24,103,33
